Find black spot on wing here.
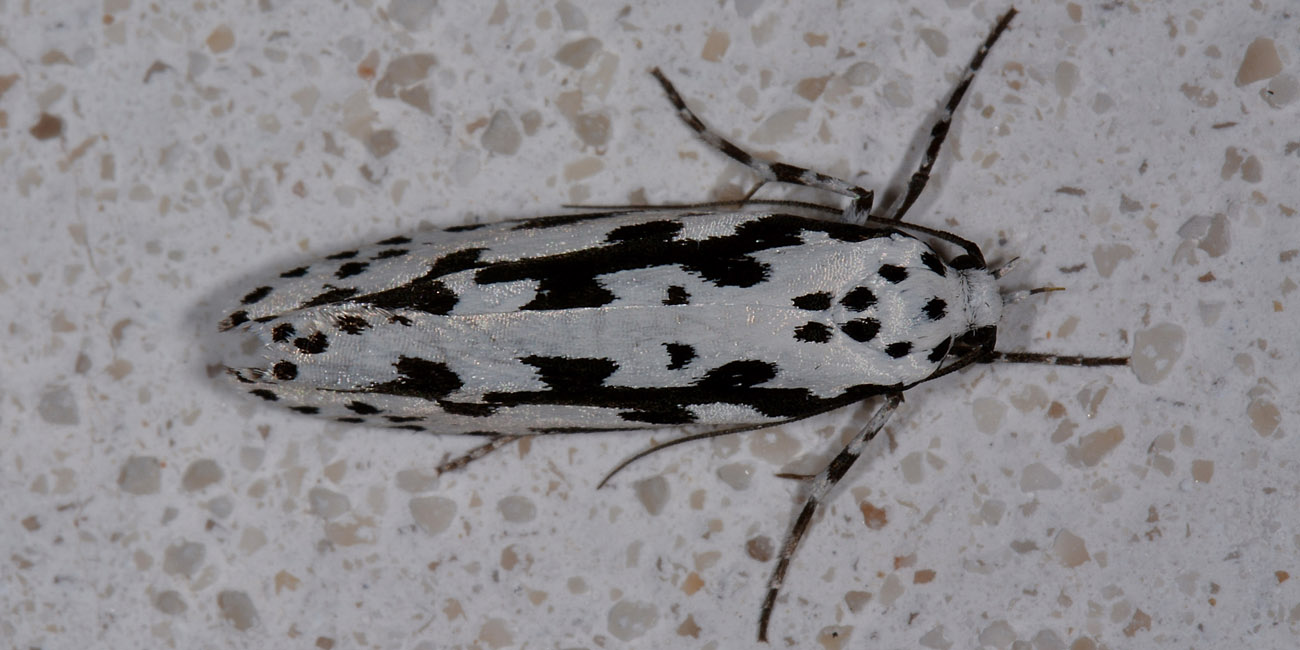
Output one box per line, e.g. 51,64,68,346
220,310,249,331
272,361,298,381
389,424,427,431
695,360,776,390
840,287,877,312
445,223,487,232
279,266,310,278
250,389,278,401
241,286,273,305
794,322,832,343
326,250,358,260
523,277,615,311
253,315,277,323
346,401,380,415
606,220,683,242
664,343,696,370
878,264,908,283
921,251,947,277
336,261,370,279
923,298,948,321
792,292,832,311
378,280,459,314
841,318,880,343
374,248,409,260
290,405,319,415
384,416,423,423
377,236,412,245
271,323,296,342
885,342,913,358
664,285,690,305
364,356,464,400
336,417,365,423
521,355,619,389
335,314,371,335
294,332,329,354
686,254,769,288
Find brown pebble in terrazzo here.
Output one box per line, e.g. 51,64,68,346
163,540,205,578
746,535,773,562
29,112,62,140
1236,37,1282,86
181,459,223,491
206,25,234,53
608,599,659,641
217,590,259,630
555,37,601,68
117,456,160,494
155,590,187,615
633,475,669,515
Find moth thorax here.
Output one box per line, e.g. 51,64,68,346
959,268,1003,330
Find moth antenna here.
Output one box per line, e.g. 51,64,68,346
597,422,781,488
773,472,817,481
1001,285,1065,305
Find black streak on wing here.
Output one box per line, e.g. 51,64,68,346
479,356,889,425
301,287,361,309
476,214,893,311
358,248,488,315
364,356,465,399
509,212,630,230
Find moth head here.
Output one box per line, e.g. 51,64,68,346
958,265,1003,333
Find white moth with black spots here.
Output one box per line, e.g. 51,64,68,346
220,7,1126,642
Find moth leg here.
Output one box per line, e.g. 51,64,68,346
597,421,787,488
650,67,875,221
435,434,525,475
882,8,1018,223
989,351,1130,367
758,393,903,642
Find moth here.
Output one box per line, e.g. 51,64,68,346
220,7,1126,641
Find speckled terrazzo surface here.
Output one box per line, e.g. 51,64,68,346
2,0,1298,648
